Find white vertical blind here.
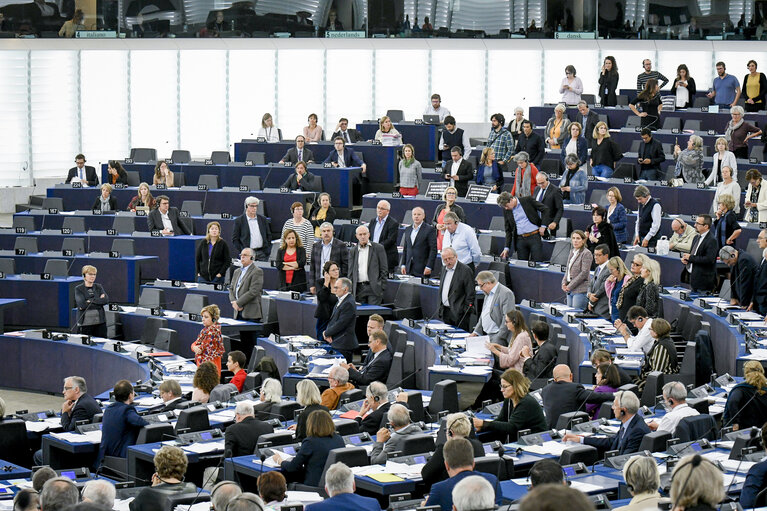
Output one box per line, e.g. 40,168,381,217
326,49,373,127
0,51,31,186
431,49,486,121
374,49,429,123
451,0,510,34
129,50,178,160
30,50,79,180
277,49,325,138
80,50,130,163
229,49,277,144
179,50,228,158
488,48,543,117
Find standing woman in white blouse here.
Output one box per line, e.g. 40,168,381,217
257,113,280,143
706,137,738,186
560,65,584,105
711,166,741,215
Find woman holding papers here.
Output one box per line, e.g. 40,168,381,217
375,116,403,146
486,310,532,373
190,305,224,371
274,410,343,486
472,369,546,443
605,257,631,323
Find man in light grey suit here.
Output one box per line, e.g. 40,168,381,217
587,244,610,319
470,271,516,345
228,248,264,321
348,225,388,305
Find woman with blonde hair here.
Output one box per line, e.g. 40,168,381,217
127,182,155,212
257,113,280,143
421,413,484,486
605,256,630,323
196,221,231,284
290,380,328,441
706,137,737,186
723,360,767,430
636,258,661,317
309,193,336,237
590,122,623,178
432,186,465,250
92,183,117,212
190,305,224,370
614,455,667,510
397,144,423,196
669,454,723,511
615,253,649,323
545,103,570,149
475,147,503,191
375,115,403,146
711,165,741,216
713,193,742,248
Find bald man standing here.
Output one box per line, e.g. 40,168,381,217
400,207,437,277
540,364,615,429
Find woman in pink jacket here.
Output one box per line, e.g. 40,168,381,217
486,310,533,373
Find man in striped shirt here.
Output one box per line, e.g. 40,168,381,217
636,59,669,92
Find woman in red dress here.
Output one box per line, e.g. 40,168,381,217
191,304,224,371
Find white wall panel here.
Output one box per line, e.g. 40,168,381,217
488,49,542,119
277,49,324,140
0,51,30,185
657,49,714,91
179,50,228,157
543,47,599,104
326,49,373,129
431,49,485,122
229,50,277,145
374,49,429,123
129,50,178,159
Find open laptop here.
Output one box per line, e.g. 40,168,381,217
422,114,441,125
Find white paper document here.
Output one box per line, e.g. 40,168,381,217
183,440,224,454
521,441,569,456
465,336,491,356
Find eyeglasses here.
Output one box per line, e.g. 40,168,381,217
694,222,705,226
631,261,641,266
500,383,512,389
63,386,73,391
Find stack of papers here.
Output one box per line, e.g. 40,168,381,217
384,460,425,479
351,465,385,477
742,349,767,360
135,397,165,407
183,440,224,454
51,431,102,444
285,491,324,504
209,410,236,422
722,474,745,487
521,441,569,456
464,336,492,357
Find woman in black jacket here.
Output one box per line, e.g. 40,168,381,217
744,60,767,112
276,229,307,292
422,413,484,488
723,360,767,430
106,160,129,186
314,261,339,340
636,319,679,393
585,205,620,257
195,221,231,284
92,184,118,212
75,264,109,338
617,253,648,323
275,410,343,486
598,56,619,106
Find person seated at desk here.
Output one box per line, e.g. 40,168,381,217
32,467,57,493
257,113,280,143
437,247,475,332
636,318,679,392
322,277,358,363
421,413,484,489
60,376,101,431
210,481,242,511
586,363,621,419
128,182,155,212
424,93,450,122
309,193,336,238
473,369,546,443
521,320,557,381
668,218,696,253
192,361,219,404
668,454,723,511
147,195,191,236
305,462,381,511
647,381,699,433
290,380,328,441
321,365,355,410
324,137,367,174
66,153,98,187
279,135,314,164
331,118,363,144
58,9,84,37
226,351,247,392
281,161,319,192
153,161,174,188
276,228,307,293
303,113,323,143
224,401,274,456
541,364,614,430
370,404,423,464
98,380,148,465
374,115,402,146
740,423,767,508
258,472,299,511
424,438,502,511
401,207,437,278
106,160,128,186
527,459,566,490
723,361,767,431
158,379,187,411
274,410,343,487
229,248,264,322
196,221,231,284
615,306,654,355
614,455,668,511
92,183,117,212
720,245,758,307
129,446,196,511
562,390,649,455
348,224,388,305
254,378,282,419
590,348,633,386
191,304,224,371
342,330,392,386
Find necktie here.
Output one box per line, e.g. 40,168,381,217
595,265,601,280
344,131,350,143
236,266,248,299
298,150,302,161
536,187,544,202
79,168,84,180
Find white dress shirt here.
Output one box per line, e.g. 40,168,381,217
160,211,173,232
480,283,500,335
357,244,370,283
247,215,263,249
656,403,699,433
626,320,654,354
442,267,455,306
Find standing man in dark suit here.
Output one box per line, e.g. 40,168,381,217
563,390,650,456
157,380,188,412
532,173,563,239
400,207,437,277
147,195,191,236
231,196,271,261
720,246,757,308
438,247,475,331
751,247,767,315
331,118,363,143
98,380,148,464
576,101,600,148
497,191,547,263
224,400,274,457
587,244,611,319
348,225,387,305
281,161,320,192
278,135,314,164
540,365,614,429
521,321,558,381
368,200,399,272
324,137,367,174
65,154,99,187
309,222,350,294
323,278,358,362
228,248,264,321
342,331,393,386
514,121,545,167
681,214,718,293
443,147,473,197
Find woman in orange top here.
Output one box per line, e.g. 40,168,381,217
191,304,224,371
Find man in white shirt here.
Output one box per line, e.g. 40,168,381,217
348,225,387,305
648,381,699,433
614,306,654,354
424,93,451,122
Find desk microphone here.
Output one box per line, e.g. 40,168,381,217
528,347,559,383
453,302,474,332
257,409,293,427
186,448,231,511
95,460,151,484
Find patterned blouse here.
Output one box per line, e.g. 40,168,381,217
192,323,224,370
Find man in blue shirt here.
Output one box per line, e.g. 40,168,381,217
707,61,741,108
442,212,481,273
497,191,547,262
425,438,501,511
306,462,381,511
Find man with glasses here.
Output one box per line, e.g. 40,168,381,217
232,196,271,261
331,118,363,144
279,135,314,164
636,59,669,93
681,214,718,293
469,271,515,345
147,195,191,236
229,248,264,322
323,278,358,362
342,330,392,386
441,212,481,273
613,306,654,354
321,365,355,410
633,185,662,248
65,153,98,187
668,218,696,253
